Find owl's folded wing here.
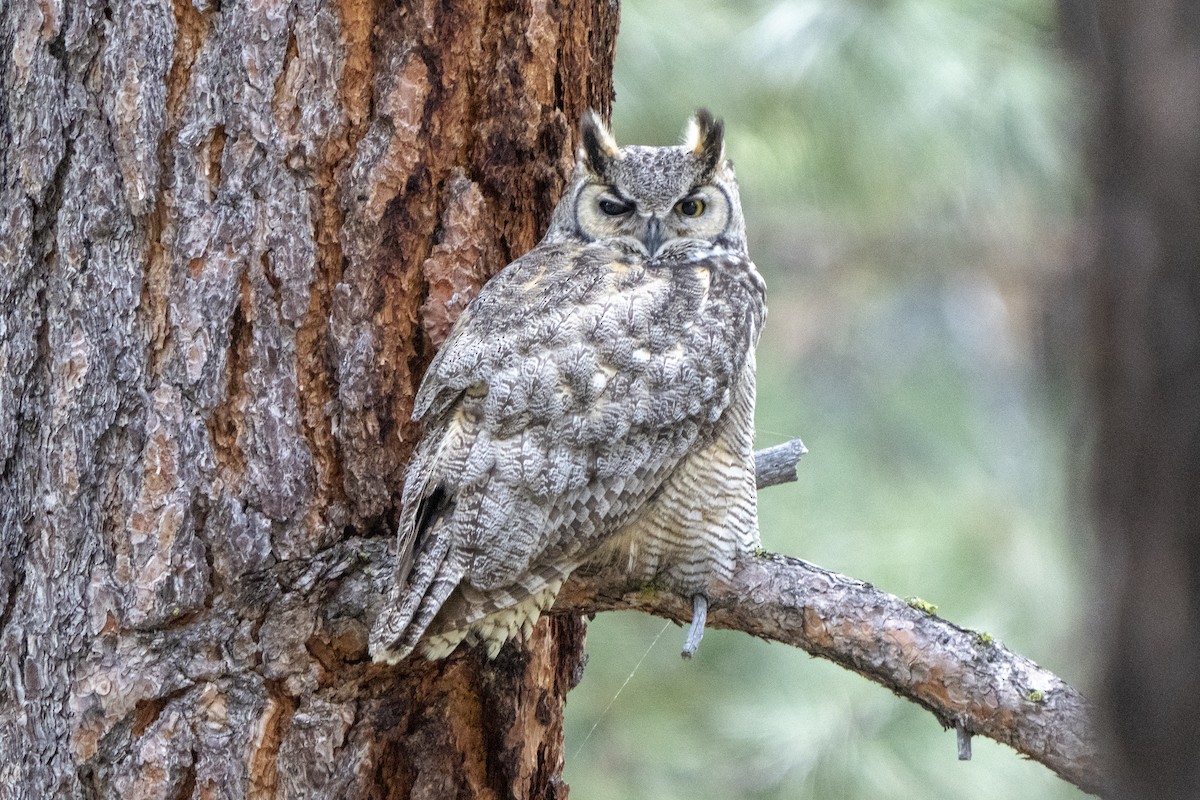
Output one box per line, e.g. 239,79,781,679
371,245,764,661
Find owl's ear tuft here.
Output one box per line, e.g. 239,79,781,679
683,109,725,176
580,110,621,176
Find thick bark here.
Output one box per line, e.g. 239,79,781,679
0,0,616,796
1060,2,1200,798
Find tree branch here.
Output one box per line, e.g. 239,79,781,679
554,439,1102,796
753,438,808,489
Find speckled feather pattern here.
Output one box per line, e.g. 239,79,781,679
370,112,766,662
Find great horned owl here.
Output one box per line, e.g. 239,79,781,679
370,109,766,663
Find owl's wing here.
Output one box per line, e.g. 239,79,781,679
370,243,765,660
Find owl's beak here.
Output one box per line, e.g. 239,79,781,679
641,216,665,257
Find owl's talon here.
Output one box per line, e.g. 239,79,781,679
682,594,708,659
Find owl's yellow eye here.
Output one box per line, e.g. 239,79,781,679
676,198,705,217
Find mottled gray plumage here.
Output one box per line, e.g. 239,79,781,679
370,110,766,662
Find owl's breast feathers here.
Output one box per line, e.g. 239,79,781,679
370,244,766,661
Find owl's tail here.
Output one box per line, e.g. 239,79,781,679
369,524,467,664
418,560,581,659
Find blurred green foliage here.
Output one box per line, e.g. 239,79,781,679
564,1,1091,798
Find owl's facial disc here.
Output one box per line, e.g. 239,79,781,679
575,180,731,258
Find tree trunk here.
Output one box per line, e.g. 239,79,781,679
0,0,616,796
1061,2,1200,797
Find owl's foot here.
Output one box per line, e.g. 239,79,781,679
681,593,708,659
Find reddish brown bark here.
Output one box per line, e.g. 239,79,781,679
0,0,616,796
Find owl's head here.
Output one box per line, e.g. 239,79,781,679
544,109,747,260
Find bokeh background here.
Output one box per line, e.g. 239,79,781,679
563,1,1092,797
